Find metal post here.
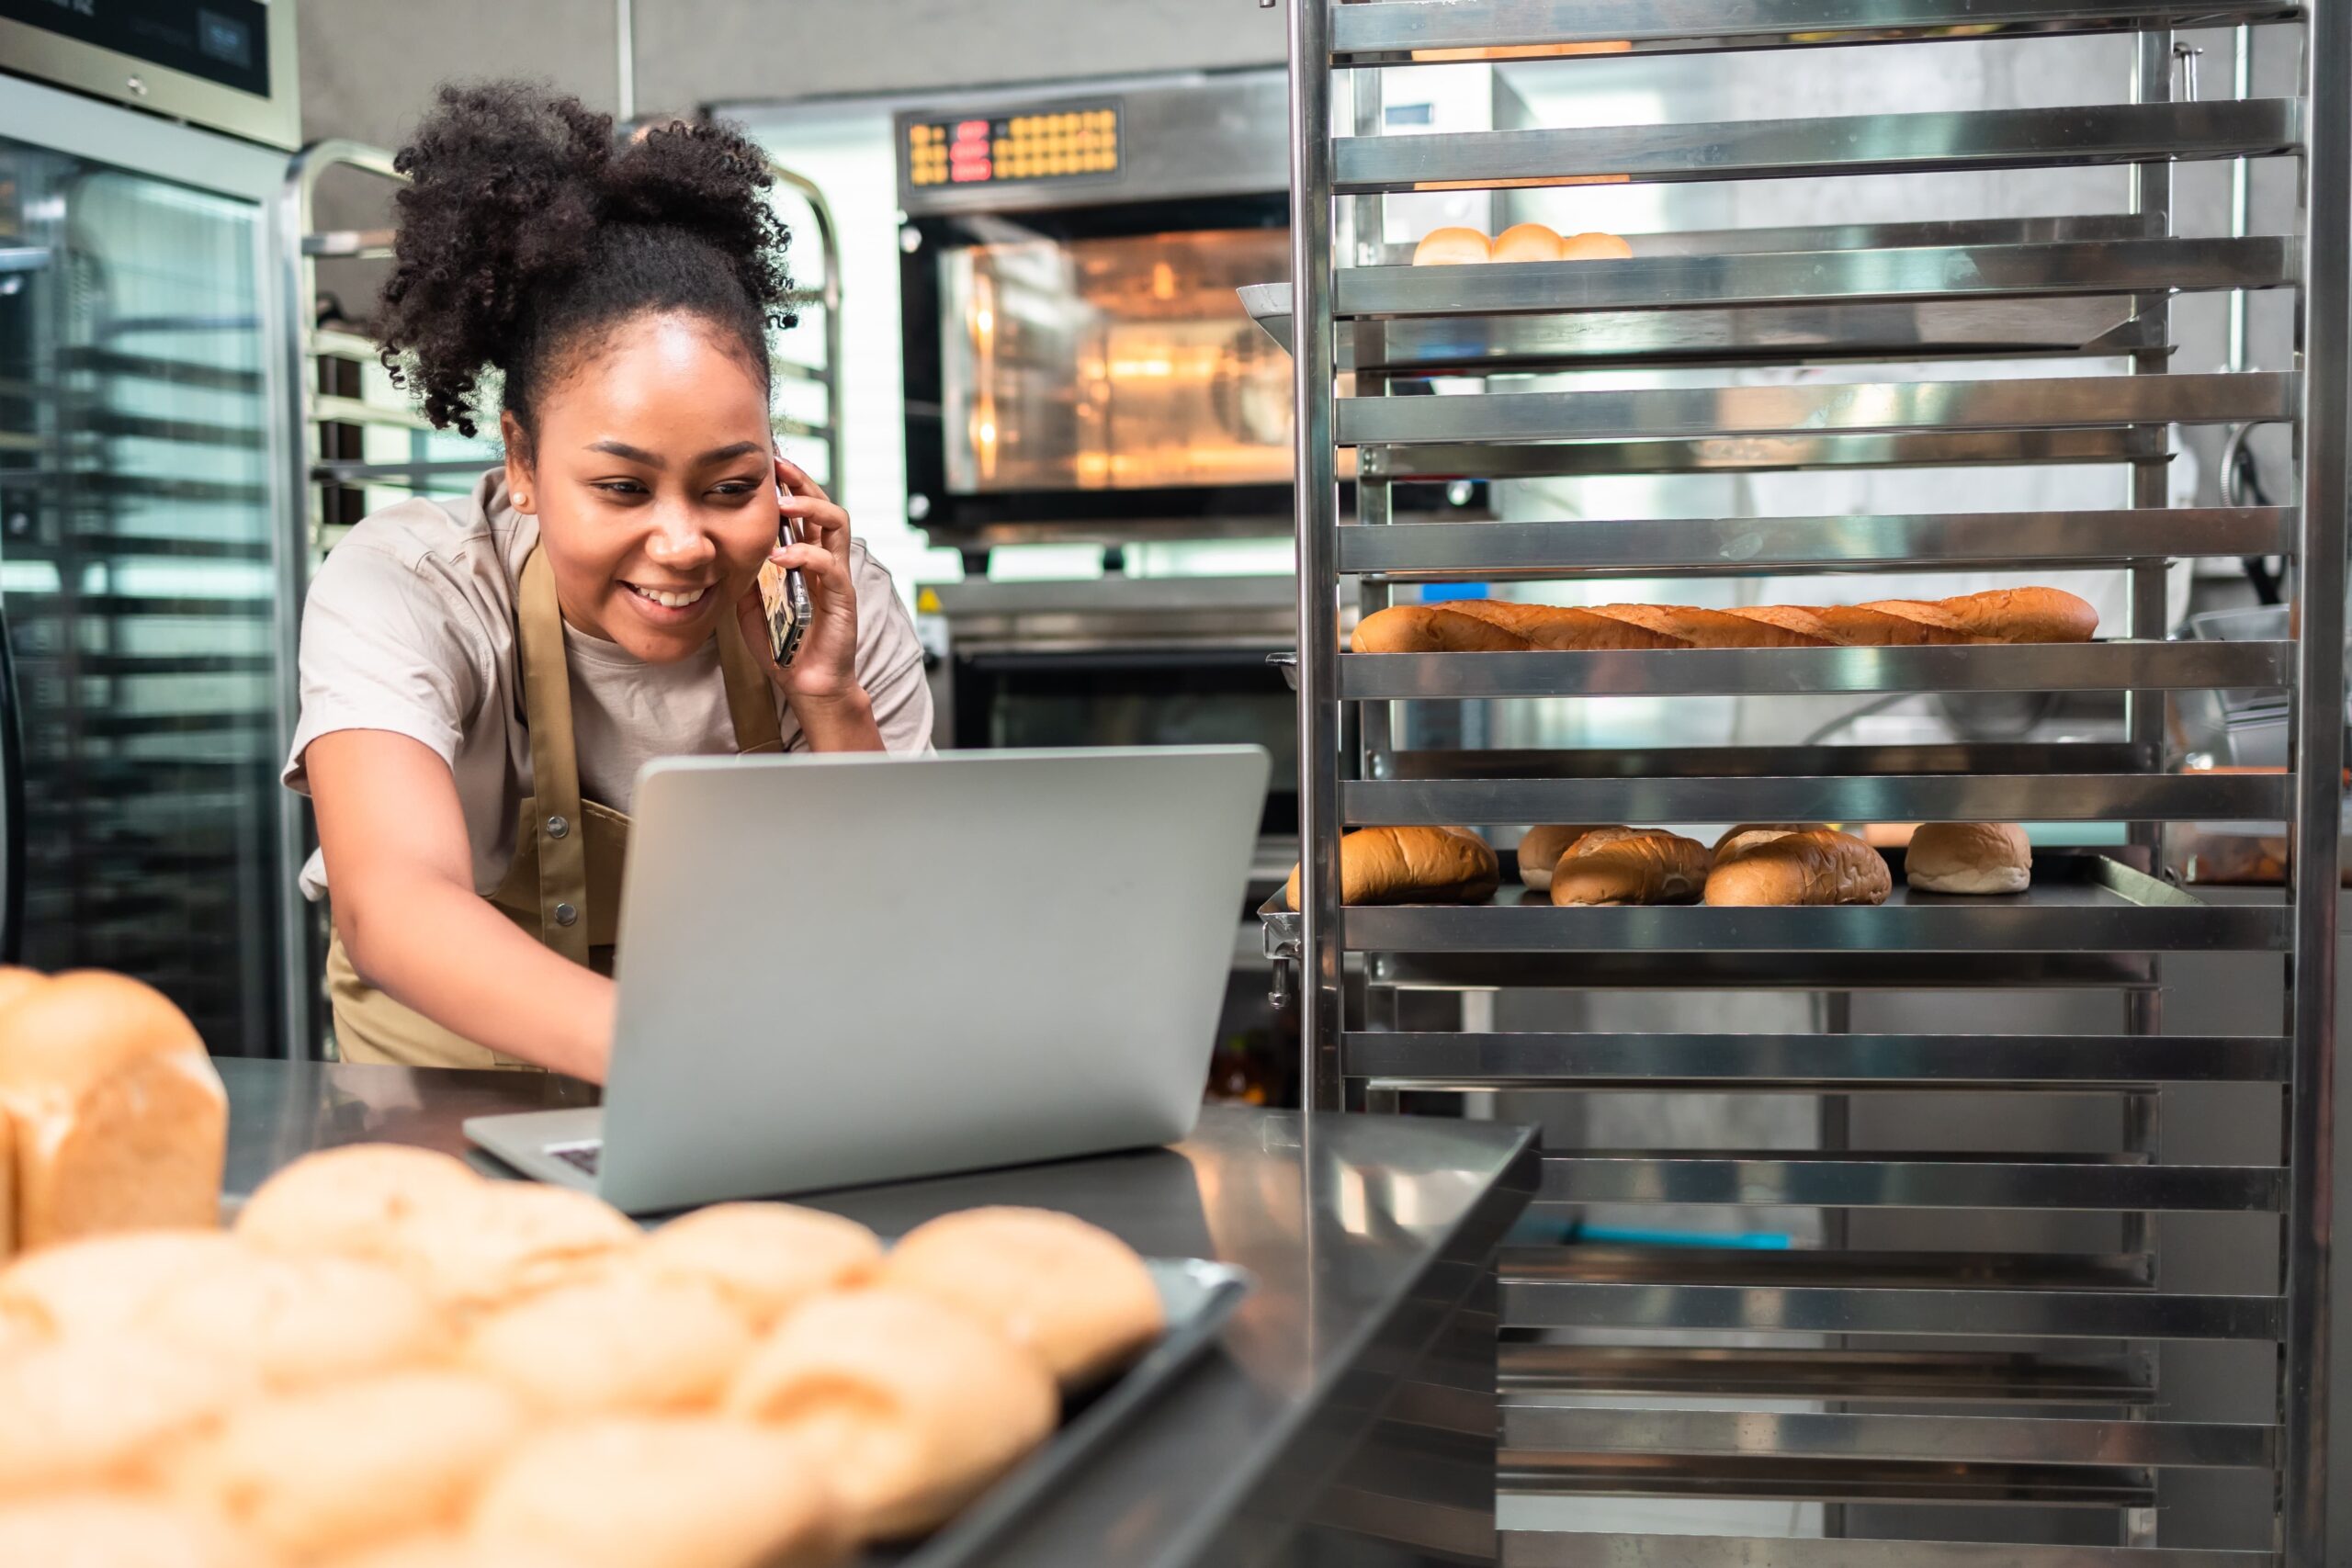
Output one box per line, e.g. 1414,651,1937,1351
2280,0,2349,1556
1288,0,1343,1113
616,0,636,124
2229,24,2255,378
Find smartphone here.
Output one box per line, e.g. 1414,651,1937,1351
756,520,812,669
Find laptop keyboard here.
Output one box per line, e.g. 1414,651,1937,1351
549,1141,604,1176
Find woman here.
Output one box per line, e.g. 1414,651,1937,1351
284,85,931,1080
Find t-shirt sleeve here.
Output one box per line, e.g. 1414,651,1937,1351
786,541,934,755
281,539,496,795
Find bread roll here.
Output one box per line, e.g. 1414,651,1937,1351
0,971,226,1250
0,1492,281,1568
1492,221,1565,263
0,1226,244,1339
880,1206,1163,1388
639,1202,883,1328
1560,230,1634,260
1907,822,2032,895
1549,828,1708,906
470,1417,850,1568
1516,825,1608,892
168,1371,526,1561
395,1181,641,1316
1283,826,1499,910
462,1271,752,1415
1411,226,1491,265
1593,604,1832,648
1705,828,1891,907
324,1536,573,1568
0,1330,251,1496
1712,822,1831,861
1441,599,1690,650
1860,587,2097,644
726,1288,1056,1540
235,1143,485,1269
137,1248,448,1390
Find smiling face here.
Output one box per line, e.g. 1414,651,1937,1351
502,310,775,662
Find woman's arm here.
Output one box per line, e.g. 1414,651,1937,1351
307,728,614,1080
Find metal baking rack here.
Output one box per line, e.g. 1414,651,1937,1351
1271,0,2345,1562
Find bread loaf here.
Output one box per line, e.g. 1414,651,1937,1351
1352,604,1530,652
1353,602,1685,652
0,971,226,1251
725,1288,1057,1540
469,1417,850,1568
1492,222,1565,263
1442,600,1690,650
1549,828,1708,906
1283,826,1498,910
1411,227,1491,265
1906,822,2032,895
1711,822,1830,861
1595,604,1831,648
638,1202,882,1328
1860,587,2097,644
1705,829,1892,908
1516,825,1608,892
879,1206,1163,1389
1732,605,1984,646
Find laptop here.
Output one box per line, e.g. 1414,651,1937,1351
465,745,1270,1213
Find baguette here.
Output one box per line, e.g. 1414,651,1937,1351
1732,604,1984,647
1705,828,1892,907
1906,821,2032,895
1351,604,1530,653
1591,604,1832,648
1550,828,1708,906
1860,588,2097,644
1283,827,1499,910
1516,825,1611,892
1436,601,1689,650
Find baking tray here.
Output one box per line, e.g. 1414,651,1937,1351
875,1257,1251,1567
1261,850,2285,962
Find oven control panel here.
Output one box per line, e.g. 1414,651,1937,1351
903,101,1122,190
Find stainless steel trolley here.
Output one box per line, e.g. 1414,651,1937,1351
1267,1,2348,1561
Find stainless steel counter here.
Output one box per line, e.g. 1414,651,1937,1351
215,1061,1537,1568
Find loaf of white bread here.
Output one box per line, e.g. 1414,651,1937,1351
0,1148,1165,1562
1705,825,1893,908
1548,828,1709,907
0,968,227,1257
1283,825,1499,909
1906,822,2033,895
1354,588,2098,653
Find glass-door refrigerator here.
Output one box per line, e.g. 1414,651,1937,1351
0,75,299,1057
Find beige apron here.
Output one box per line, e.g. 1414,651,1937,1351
325,545,784,1069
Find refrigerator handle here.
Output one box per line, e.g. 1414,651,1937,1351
0,592,23,964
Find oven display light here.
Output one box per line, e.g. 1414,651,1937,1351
907,105,1121,187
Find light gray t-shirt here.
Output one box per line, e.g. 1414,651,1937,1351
283,471,933,900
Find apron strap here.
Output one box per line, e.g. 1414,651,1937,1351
718,605,786,755
516,546,594,967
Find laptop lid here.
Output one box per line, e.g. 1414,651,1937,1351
594,745,1269,1212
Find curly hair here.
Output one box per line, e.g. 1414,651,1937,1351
375,81,797,446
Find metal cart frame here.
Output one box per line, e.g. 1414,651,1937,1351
1273,0,2348,1560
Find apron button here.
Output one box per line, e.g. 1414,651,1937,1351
546,815,570,840
553,902,578,927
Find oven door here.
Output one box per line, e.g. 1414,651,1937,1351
948,645,1299,838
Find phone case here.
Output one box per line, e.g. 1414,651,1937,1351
756,556,810,668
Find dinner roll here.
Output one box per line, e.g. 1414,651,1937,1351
139,1248,449,1389
397,1180,640,1315
0,1491,281,1568
233,1143,484,1264
168,1370,526,1561
1906,821,2032,895
880,1206,1164,1388
0,1330,251,1496
0,1226,244,1339
1491,221,1565,263
0,971,227,1249
1560,230,1634,260
639,1201,883,1327
1516,825,1607,893
726,1288,1056,1539
462,1271,752,1415
470,1417,851,1568
1411,226,1491,265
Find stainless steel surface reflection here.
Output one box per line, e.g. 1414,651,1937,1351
215,1062,1537,1568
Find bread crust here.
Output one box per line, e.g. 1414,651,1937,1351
1492,222,1565,263
1411,227,1491,265
1906,821,2033,895
1516,825,1609,892
1861,587,2097,643
1592,604,1832,648
1704,829,1892,907
1711,823,1831,859
1550,829,1709,906
1352,590,2094,652
1284,827,1498,910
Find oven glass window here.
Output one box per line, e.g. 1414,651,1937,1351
941,228,1295,495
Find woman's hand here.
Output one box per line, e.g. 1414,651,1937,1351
736,456,884,751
